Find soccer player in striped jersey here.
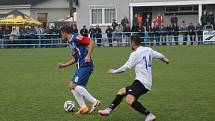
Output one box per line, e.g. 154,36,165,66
58,26,100,114
99,35,170,121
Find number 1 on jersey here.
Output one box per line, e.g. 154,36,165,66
143,55,152,70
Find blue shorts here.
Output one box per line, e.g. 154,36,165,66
71,67,93,86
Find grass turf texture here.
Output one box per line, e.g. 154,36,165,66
0,46,214,121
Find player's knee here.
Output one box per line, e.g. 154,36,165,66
126,95,135,106
68,83,76,90
117,88,126,95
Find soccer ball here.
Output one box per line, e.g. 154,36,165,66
64,100,75,112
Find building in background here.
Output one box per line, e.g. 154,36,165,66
0,0,76,27
76,0,215,31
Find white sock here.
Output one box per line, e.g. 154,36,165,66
75,85,97,104
71,90,86,109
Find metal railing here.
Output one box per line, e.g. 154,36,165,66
0,34,66,48
0,30,212,48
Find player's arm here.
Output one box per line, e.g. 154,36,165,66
160,57,170,64
85,39,95,62
152,50,170,64
107,53,138,74
58,59,76,69
75,35,94,62
107,65,129,74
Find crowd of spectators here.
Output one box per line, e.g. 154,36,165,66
74,11,215,47
0,25,62,48
0,10,214,47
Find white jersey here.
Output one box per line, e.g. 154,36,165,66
113,46,165,90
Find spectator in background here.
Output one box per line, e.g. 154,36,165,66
137,24,145,45
0,26,4,48
201,11,208,27
124,23,131,46
155,13,164,26
0,26,4,39
159,23,167,45
204,22,213,30
133,14,138,26
171,14,178,26
121,16,129,31
121,17,130,46
72,24,78,34
80,25,89,37
196,23,203,45
148,28,154,46
49,26,58,35
3,27,11,46
106,25,113,47
89,26,95,40
172,23,179,45
180,21,188,45
188,23,195,45
10,26,19,38
9,27,19,47
19,26,25,35
137,14,143,26
43,26,50,34
49,26,59,47
114,24,123,47
35,26,44,35
112,19,118,31
207,11,214,26
152,23,160,46
5,26,11,39
95,25,102,47
131,24,138,33
144,14,152,32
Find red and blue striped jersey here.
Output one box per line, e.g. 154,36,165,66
68,35,93,69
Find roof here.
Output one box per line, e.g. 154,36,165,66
0,14,6,18
5,9,29,18
0,0,50,5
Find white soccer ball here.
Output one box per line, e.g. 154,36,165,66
64,100,75,112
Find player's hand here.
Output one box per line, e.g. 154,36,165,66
166,60,170,64
58,63,67,69
164,58,170,64
106,68,114,74
85,55,91,62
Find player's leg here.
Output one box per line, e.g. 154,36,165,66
125,80,156,121
69,83,87,109
98,87,126,116
126,95,150,116
73,67,100,113
126,95,155,121
70,73,90,114
75,85,100,113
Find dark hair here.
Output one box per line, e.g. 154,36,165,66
130,35,141,45
60,26,72,34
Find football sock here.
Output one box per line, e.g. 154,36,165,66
109,95,124,110
131,100,150,116
71,90,86,109
75,85,97,104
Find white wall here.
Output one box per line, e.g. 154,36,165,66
31,8,70,22
130,0,214,3
77,0,130,32
32,0,69,9
0,5,31,16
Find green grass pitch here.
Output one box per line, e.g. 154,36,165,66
0,46,215,121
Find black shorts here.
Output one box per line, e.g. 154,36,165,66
126,80,149,99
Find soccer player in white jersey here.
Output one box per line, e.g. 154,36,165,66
99,35,170,121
